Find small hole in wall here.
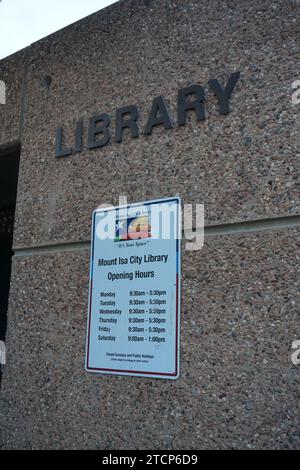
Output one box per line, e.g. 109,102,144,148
41,76,52,92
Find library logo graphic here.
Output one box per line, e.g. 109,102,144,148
115,214,152,242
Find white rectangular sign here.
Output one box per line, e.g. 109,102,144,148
85,197,181,379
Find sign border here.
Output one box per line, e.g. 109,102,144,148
85,197,181,379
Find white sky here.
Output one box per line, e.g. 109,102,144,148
0,0,119,59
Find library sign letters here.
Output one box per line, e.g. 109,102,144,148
85,198,181,379
56,72,240,157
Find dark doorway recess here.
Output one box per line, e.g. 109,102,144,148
0,148,20,384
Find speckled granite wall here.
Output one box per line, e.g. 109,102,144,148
0,0,299,450
12,0,299,247
1,230,300,450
